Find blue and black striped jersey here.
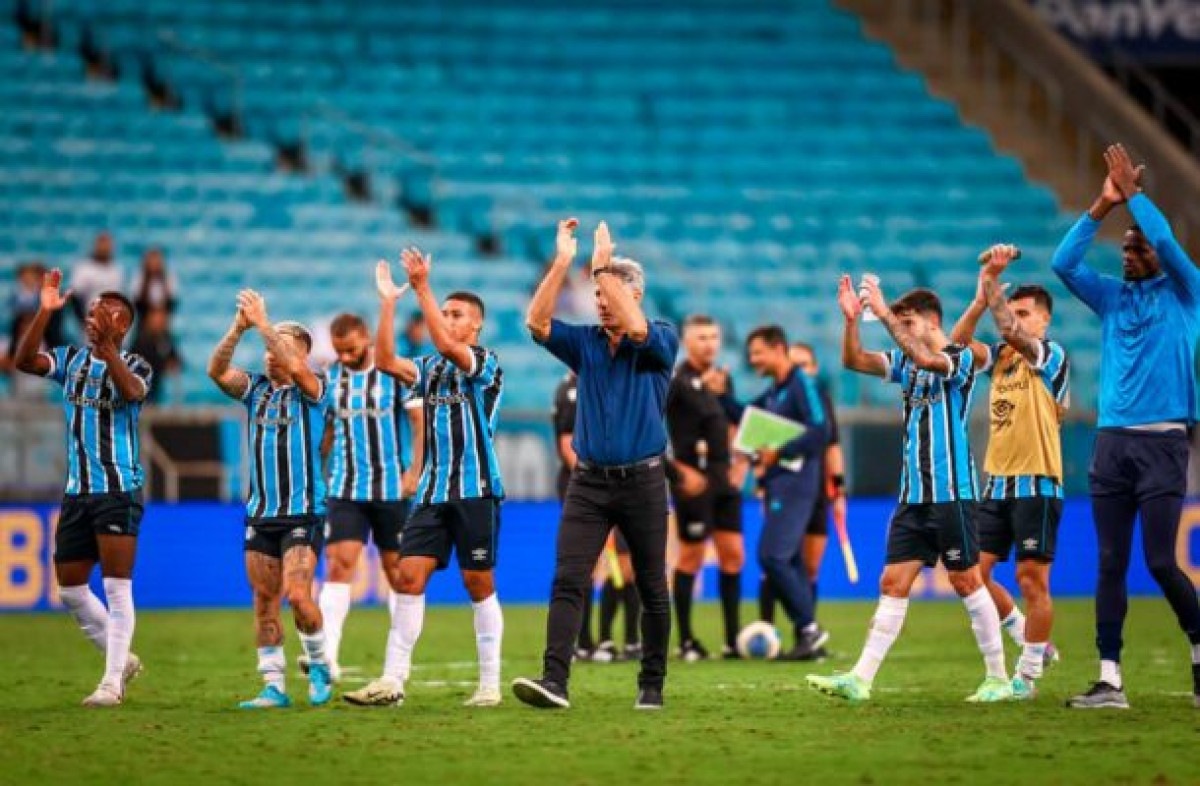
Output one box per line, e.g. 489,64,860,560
883,345,979,504
40,346,153,496
241,373,329,519
413,347,504,505
326,363,421,502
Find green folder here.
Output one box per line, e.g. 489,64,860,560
733,406,806,472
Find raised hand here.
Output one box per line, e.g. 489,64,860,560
376,259,410,302
1105,143,1145,200
861,276,888,318
556,218,579,264
237,289,269,329
233,305,252,332
837,275,863,321
591,221,615,272
40,268,72,312
980,244,1015,279
401,247,432,289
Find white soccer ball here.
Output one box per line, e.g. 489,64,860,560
736,621,782,660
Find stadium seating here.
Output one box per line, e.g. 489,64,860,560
2,0,1120,410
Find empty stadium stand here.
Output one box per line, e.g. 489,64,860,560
2,0,1120,411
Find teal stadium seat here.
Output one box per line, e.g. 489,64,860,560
0,0,1117,411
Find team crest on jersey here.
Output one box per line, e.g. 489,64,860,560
991,398,1015,431
691,377,703,391
567,388,577,402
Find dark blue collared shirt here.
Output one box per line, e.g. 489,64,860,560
537,318,679,466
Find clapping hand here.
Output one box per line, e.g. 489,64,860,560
591,221,615,274
237,289,270,329
837,275,862,321
376,259,410,302
1104,143,1145,201
401,247,432,290
40,268,71,312
556,218,579,264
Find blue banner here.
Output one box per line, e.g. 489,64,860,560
2,499,1198,611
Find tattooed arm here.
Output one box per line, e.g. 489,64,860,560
237,289,323,401
983,276,1042,366
207,309,252,400
862,278,951,375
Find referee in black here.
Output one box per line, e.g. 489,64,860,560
513,218,679,710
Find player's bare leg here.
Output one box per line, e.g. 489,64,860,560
1012,560,1054,699
240,552,290,709
283,545,331,705
462,569,504,707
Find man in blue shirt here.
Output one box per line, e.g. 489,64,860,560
1053,144,1200,710
350,251,506,710
707,326,830,660
209,290,334,710
514,219,679,711
14,270,152,708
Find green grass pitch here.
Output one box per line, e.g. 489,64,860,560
1,598,1196,785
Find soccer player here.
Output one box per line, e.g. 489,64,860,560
344,250,505,708
666,314,746,661
1053,144,1200,709
12,270,151,707
707,325,830,660
758,342,846,636
808,280,1011,703
307,312,424,682
950,245,1068,699
208,290,333,709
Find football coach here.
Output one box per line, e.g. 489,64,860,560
513,218,679,711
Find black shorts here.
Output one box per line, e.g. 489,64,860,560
55,490,144,564
400,498,501,571
245,515,325,559
326,499,411,552
805,497,829,537
977,496,1062,563
886,502,978,571
673,481,743,544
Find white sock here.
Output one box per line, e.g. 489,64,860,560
387,588,399,617
1018,642,1047,680
317,581,352,668
963,587,1007,680
472,594,504,692
1000,608,1027,647
298,629,328,666
101,578,135,691
1191,642,1200,665
257,646,286,691
60,584,109,652
383,593,425,683
1100,659,1122,689
851,595,908,684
